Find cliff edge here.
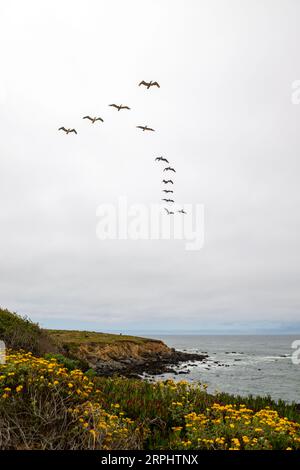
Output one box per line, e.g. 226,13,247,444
47,329,207,377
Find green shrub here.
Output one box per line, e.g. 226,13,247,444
0,308,57,355
44,353,84,371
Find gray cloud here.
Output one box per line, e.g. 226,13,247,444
0,0,300,332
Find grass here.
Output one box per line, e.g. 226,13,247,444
46,329,157,359
0,350,299,450
47,329,154,347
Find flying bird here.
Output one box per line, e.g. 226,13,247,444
164,208,174,215
138,80,160,89
162,189,173,193
58,127,77,134
162,179,174,184
109,104,130,111
155,157,169,163
162,198,174,203
83,116,104,123
136,125,155,132
178,209,187,214
163,166,176,173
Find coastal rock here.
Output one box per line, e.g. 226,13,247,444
72,340,207,377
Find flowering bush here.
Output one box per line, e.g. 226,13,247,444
0,351,142,449
0,351,299,450
170,403,300,450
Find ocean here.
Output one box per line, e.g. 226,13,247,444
144,335,300,403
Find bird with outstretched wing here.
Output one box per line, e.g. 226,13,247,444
109,104,130,111
136,125,155,132
155,157,169,163
163,167,176,172
83,116,104,123
138,80,160,89
162,179,174,184
58,127,77,134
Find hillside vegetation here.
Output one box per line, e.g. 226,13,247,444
0,308,58,355
0,309,191,377
1,308,300,450
0,350,299,450
0,308,157,362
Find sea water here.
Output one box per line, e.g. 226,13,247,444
146,335,300,403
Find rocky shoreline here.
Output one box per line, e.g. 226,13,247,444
94,348,208,378
48,330,208,379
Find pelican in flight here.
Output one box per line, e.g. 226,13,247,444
83,116,104,123
155,156,169,163
109,104,130,111
163,166,176,173
164,208,174,215
136,125,155,132
178,209,187,214
58,127,77,134
162,198,174,203
139,80,160,89
162,189,173,194
162,179,174,184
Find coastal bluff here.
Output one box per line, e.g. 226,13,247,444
48,329,207,377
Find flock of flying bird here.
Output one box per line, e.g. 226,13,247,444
58,80,186,215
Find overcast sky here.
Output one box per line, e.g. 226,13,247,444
1,0,300,333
